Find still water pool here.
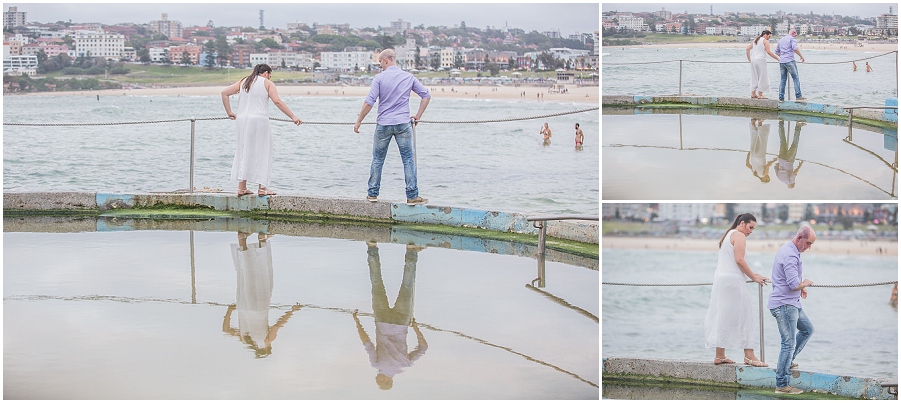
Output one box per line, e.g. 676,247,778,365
4,216,598,399
602,107,898,199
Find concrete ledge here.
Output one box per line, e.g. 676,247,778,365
603,357,737,384
269,196,391,220
604,357,896,399
602,95,899,125
3,192,599,245
4,192,96,210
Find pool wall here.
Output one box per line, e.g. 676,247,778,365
2,192,598,245
603,95,899,126
603,357,896,399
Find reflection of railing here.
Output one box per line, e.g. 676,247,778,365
602,280,898,364
845,106,899,140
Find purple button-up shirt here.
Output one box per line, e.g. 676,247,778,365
364,66,431,126
768,241,803,309
775,35,798,63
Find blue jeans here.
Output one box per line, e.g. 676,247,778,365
779,61,802,101
368,122,418,200
770,305,814,388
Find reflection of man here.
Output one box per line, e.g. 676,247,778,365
353,242,428,390
746,118,776,183
222,232,300,358
776,120,805,188
769,226,816,395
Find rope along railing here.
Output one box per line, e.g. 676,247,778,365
602,50,898,98
3,107,598,127
603,280,898,363
3,107,597,193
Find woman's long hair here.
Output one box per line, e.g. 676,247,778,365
242,63,272,93
719,213,757,248
754,30,772,45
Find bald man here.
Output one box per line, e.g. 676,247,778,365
354,49,431,205
768,225,816,394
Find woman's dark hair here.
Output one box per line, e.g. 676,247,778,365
719,213,757,248
754,30,772,45
242,63,272,93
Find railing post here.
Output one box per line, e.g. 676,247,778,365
848,108,854,141
189,117,196,194
678,60,682,95
759,282,765,363
536,220,547,257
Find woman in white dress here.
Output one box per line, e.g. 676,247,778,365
745,30,780,99
221,64,302,196
704,213,770,367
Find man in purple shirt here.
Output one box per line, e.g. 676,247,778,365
354,49,431,205
775,30,807,102
767,225,816,395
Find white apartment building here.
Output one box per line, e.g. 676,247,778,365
877,13,898,35
249,53,269,66
149,13,183,39
548,47,590,62
3,6,26,29
740,25,770,36
74,31,125,58
320,50,375,72
615,14,648,31
267,51,314,69
149,47,168,63
788,204,808,223
440,47,456,69
657,203,717,223
4,54,39,69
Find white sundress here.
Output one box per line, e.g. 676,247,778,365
749,39,770,94
704,229,757,350
231,76,274,186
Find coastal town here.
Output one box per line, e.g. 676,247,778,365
602,5,898,46
2,6,599,93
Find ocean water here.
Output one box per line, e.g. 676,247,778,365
602,47,898,106
3,93,599,215
602,247,898,379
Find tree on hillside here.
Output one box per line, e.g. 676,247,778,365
180,51,192,66
203,40,216,69
216,36,231,67
414,46,421,68
161,49,172,66
430,52,441,70
453,51,464,69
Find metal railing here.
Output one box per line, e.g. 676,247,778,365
844,106,899,140
602,279,899,363
527,215,599,259
602,51,898,98
4,107,598,194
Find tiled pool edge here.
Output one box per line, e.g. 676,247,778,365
603,357,896,399
2,192,599,245
602,95,899,125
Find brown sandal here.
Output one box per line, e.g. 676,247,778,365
258,187,277,196
237,189,254,196
745,357,768,367
714,357,735,365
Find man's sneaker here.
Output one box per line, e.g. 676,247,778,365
796,97,807,101
775,386,804,394
790,362,798,369
406,197,428,205
366,196,377,202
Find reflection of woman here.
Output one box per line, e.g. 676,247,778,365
746,30,779,99
223,232,299,358
746,118,776,182
221,64,302,197
705,214,769,367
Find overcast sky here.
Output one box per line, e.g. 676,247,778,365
602,2,895,18
11,2,599,35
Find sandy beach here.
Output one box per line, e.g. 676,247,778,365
605,41,898,53
20,83,600,104
603,236,898,257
